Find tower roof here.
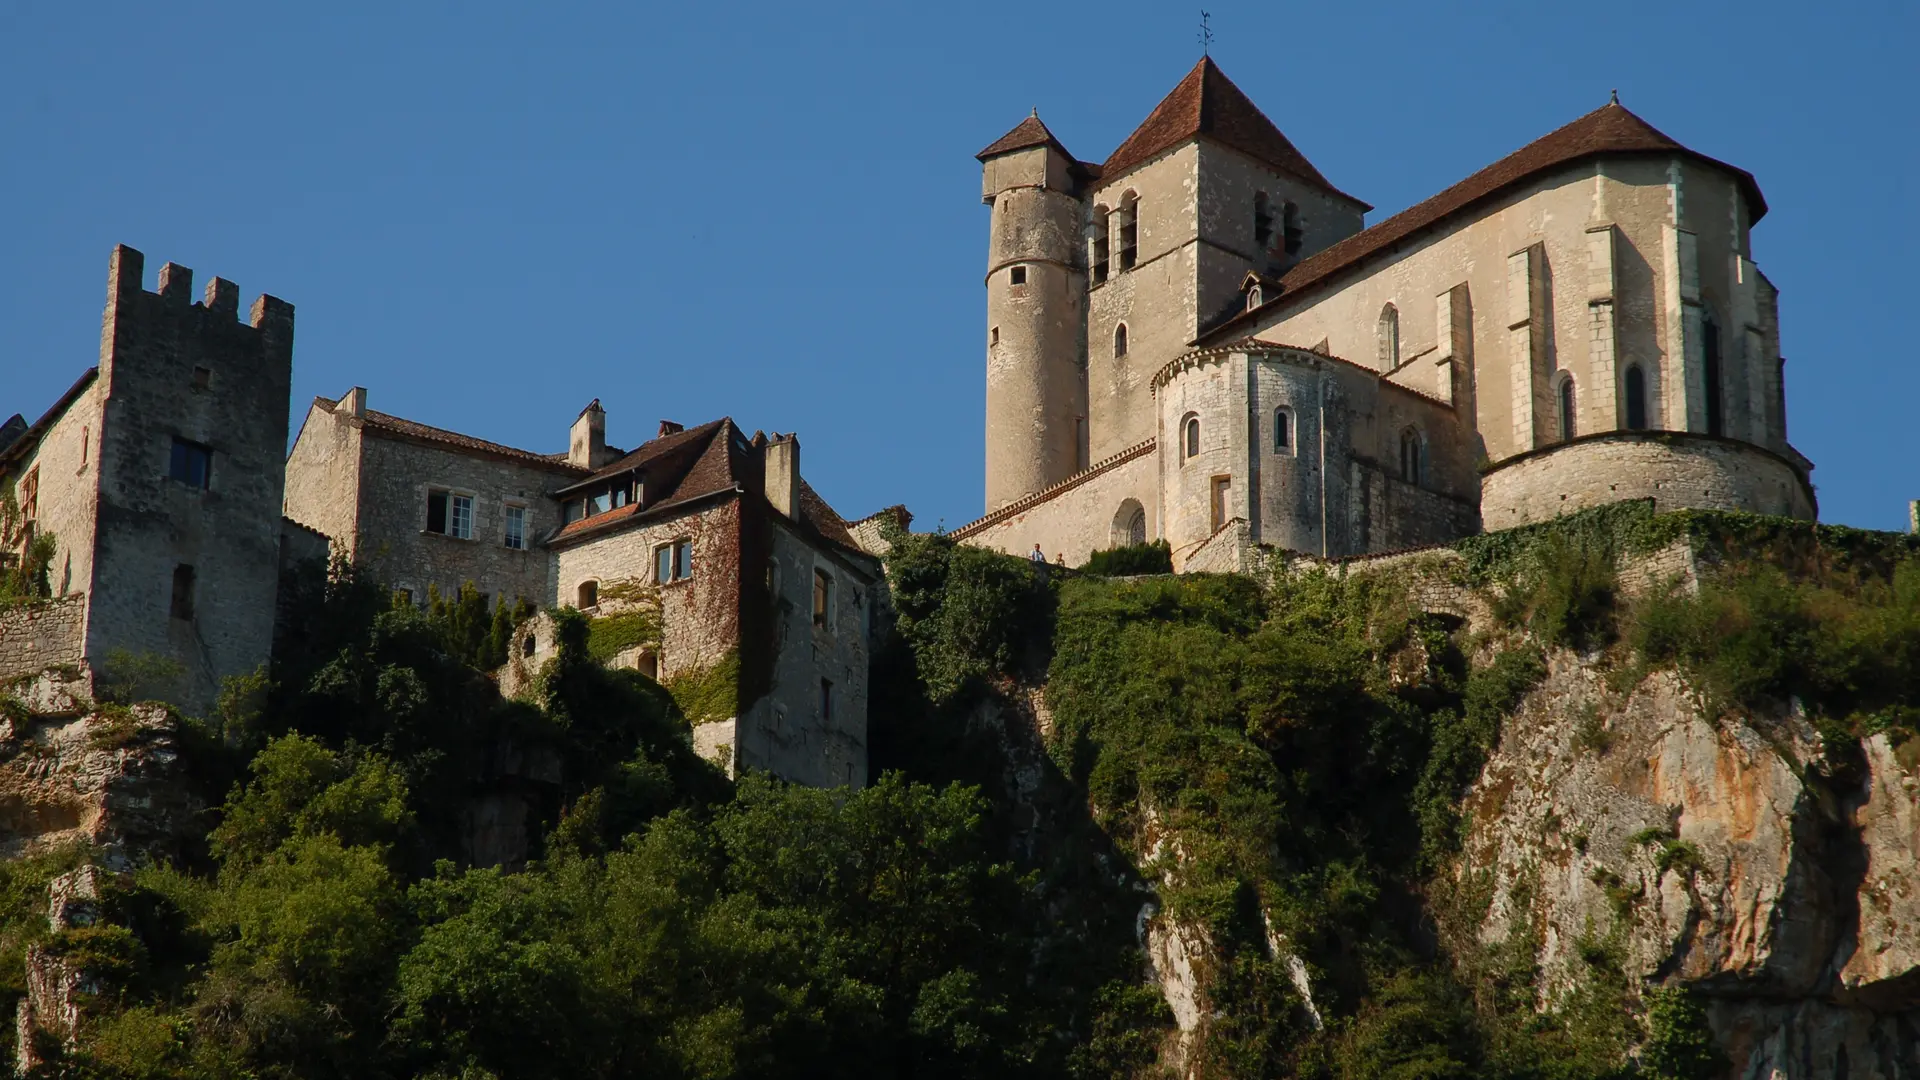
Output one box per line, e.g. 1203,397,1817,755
977,113,1073,161
1199,100,1770,344
1099,57,1366,207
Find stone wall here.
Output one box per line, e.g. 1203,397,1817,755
733,514,878,788
1480,432,1814,529
86,246,292,719
553,496,744,686
953,443,1156,568
0,597,86,683
3,375,104,604
281,396,363,556
350,423,576,607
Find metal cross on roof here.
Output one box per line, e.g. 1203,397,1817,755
1199,10,1213,56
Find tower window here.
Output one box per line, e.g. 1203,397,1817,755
1182,414,1200,461
1254,192,1274,250
170,564,195,621
1009,266,1027,286
169,438,212,489
1090,205,1111,284
1399,427,1423,485
1118,193,1139,270
989,326,999,346
1282,202,1302,258
192,366,211,390
1274,407,1293,453
1624,364,1648,430
1378,304,1401,370
1558,376,1577,441
813,569,835,630
1210,475,1231,533
1113,323,1128,358
1702,315,1724,436
820,678,834,723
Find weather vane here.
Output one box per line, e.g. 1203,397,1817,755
1199,10,1213,55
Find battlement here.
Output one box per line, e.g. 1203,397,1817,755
106,245,293,333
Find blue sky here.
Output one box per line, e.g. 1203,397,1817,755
2,1,1913,531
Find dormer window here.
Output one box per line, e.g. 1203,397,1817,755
1246,284,1263,311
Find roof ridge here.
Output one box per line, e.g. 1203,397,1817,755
950,438,1156,539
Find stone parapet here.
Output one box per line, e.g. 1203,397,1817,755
1480,432,1814,531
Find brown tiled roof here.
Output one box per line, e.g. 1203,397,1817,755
325,396,588,474
0,369,98,473
799,479,856,549
1201,101,1766,345
1100,57,1365,207
950,438,1157,540
977,114,1071,161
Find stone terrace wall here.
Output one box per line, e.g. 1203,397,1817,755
1481,432,1814,530
0,597,86,684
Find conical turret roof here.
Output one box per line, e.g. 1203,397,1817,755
1099,57,1364,206
977,113,1073,161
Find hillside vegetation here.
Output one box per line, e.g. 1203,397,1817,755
6,504,1920,1078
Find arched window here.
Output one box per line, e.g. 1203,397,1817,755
1273,407,1294,453
1281,202,1303,258
1090,205,1111,284
1702,314,1724,436
1111,498,1148,547
1378,304,1401,370
1254,192,1274,250
576,580,599,608
1113,323,1128,358
1182,414,1201,461
1399,427,1422,485
1558,376,1577,441
1246,283,1262,311
1624,364,1648,430
1117,192,1139,271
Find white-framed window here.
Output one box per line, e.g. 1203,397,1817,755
655,539,692,583
504,504,528,550
426,489,474,539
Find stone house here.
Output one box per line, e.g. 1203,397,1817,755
4,245,880,790
285,394,882,785
0,246,315,717
964,59,1815,569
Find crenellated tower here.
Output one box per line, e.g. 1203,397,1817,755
979,114,1089,512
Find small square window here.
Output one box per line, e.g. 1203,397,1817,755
169,438,211,489
1009,266,1026,285
192,366,211,390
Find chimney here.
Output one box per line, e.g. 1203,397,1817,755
342,386,367,418
764,434,800,521
658,419,685,438
570,399,607,468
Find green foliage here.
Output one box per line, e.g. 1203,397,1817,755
1416,648,1545,869
422,583,535,671
1080,540,1174,577
661,649,739,726
886,530,1054,703
1639,987,1727,1080
97,651,186,706
0,486,55,608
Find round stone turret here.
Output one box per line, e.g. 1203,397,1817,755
979,115,1088,513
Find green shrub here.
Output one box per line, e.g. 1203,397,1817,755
1640,986,1728,1080
1080,539,1173,576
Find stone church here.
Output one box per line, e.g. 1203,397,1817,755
955,58,1815,569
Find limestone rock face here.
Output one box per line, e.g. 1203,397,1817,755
1455,651,1920,1078
0,672,202,867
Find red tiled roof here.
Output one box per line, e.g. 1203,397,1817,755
324,396,587,474
1099,57,1364,207
977,114,1071,161
1201,101,1766,344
